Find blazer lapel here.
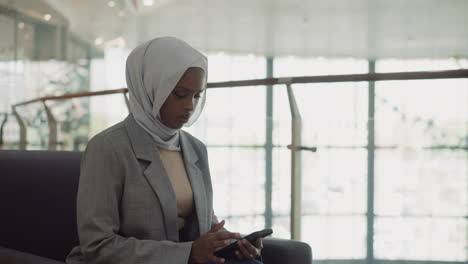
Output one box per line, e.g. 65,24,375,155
124,115,179,242
180,131,209,234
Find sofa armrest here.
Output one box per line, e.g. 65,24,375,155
262,237,312,264
0,247,65,264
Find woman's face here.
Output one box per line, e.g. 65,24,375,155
159,67,205,129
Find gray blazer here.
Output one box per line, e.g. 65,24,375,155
66,115,222,264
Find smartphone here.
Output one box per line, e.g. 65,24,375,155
214,228,273,259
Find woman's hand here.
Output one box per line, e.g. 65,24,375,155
189,220,240,264
235,237,263,260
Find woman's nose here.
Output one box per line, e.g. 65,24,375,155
184,97,195,111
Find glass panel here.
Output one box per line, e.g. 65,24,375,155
205,53,266,82
272,82,368,147
0,9,94,150
271,215,290,240
272,147,291,217
1,113,19,149
188,86,266,146
271,84,291,146
0,14,15,113
297,82,368,147
375,76,468,262
303,149,367,215
302,216,366,259
223,215,265,235
208,147,265,219
274,57,368,77
88,93,128,139
14,102,48,150
272,148,366,237
45,98,89,151
273,57,368,147
375,79,468,147
376,58,468,73
375,149,467,217
375,217,467,261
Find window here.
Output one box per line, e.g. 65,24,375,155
374,60,468,261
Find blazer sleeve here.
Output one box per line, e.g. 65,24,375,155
75,135,192,264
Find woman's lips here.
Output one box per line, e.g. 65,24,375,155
178,116,189,123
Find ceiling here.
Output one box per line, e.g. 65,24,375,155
2,0,468,59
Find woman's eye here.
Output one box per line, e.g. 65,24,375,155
194,94,201,99
173,92,186,98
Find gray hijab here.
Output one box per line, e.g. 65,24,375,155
125,37,207,151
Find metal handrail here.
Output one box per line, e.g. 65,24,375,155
11,89,129,150
206,69,468,88
12,88,129,107
11,69,468,108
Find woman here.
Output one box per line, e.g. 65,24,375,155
66,37,263,264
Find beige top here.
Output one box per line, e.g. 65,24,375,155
158,147,194,230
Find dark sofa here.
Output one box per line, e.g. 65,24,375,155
0,150,312,264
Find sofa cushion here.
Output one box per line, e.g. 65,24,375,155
0,150,81,261
263,238,312,264
0,246,65,264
